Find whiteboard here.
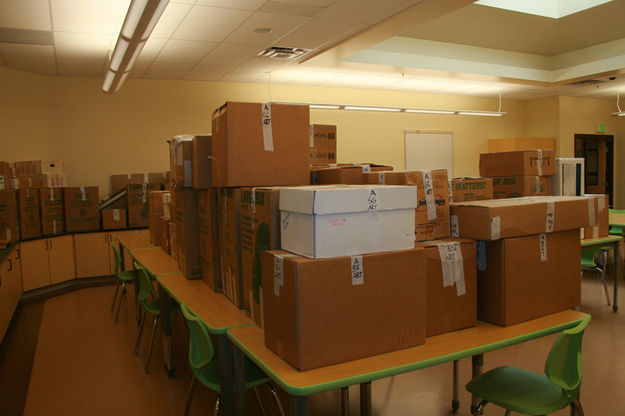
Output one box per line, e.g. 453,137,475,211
404,131,453,177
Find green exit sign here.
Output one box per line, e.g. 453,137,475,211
597,123,607,133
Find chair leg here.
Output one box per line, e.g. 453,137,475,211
111,279,121,313
600,251,611,305
571,399,585,416
114,282,127,322
212,394,221,416
504,410,511,416
135,312,147,355
267,382,285,416
183,376,196,416
471,399,487,415
145,315,160,374
253,386,266,416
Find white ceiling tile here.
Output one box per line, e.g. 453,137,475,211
315,0,408,23
129,60,151,77
220,67,267,82
172,0,196,3
135,37,167,63
155,39,217,63
151,3,192,38
0,0,51,31
224,11,308,46
241,56,288,69
51,0,130,35
278,0,337,6
258,2,323,17
195,0,266,10
173,6,253,41
4,55,56,75
200,43,263,65
184,63,235,80
276,17,364,50
57,57,105,76
0,43,54,57
54,32,113,59
144,62,194,79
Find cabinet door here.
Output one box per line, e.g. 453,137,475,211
49,235,76,284
21,240,51,291
74,233,110,278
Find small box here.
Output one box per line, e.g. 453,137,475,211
127,183,160,228
478,230,581,326
582,194,609,239
480,150,556,177
43,161,65,176
313,165,367,185
262,248,426,370
280,185,417,259
451,177,493,202
553,158,584,196
310,124,337,165
0,190,19,243
17,189,41,240
149,212,162,246
169,136,195,188
110,173,167,195
198,189,221,291
160,216,170,254
219,188,243,306
192,135,212,189
487,137,556,152
174,188,201,279
492,176,552,199
64,186,100,232
102,209,127,230
14,160,42,177
40,188,65,235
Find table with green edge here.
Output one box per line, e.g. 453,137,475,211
228,310,589,416
581,234,624,312
610,211,625,235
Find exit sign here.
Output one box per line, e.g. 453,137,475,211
597,123,607,133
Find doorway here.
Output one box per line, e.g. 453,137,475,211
574,134,614,207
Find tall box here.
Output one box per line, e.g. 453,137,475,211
174,188,201,279
14,160,42,177
40,188,65,236
64,186,100,232
127,183,159,228
478,230,581,326
582,194,609,239
160,216,170,254
0,190,18,244
149,212,162,246
280,185,417,259
553,158,584,196
451,177,493,202
240,187,281,325
492,176,552,199
487,137,556,153
17,189,42,240
169,136,194,188
415,238,477,337
211,102,310,187
479,150,555,177
262,248,426,370
219,188,243,306
102,209,127,230
310,124,337,165
0,162,11,191
192,135,212,189
198,189,221,291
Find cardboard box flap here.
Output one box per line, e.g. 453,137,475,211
452,195,592,208
171,135,195,143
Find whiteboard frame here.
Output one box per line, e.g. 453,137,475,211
404,130,454,177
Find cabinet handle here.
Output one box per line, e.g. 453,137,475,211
8,258,12,272
16,247,20,259
49,239,53,250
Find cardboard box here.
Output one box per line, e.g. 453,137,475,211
492,176,552,199
262,248,426,370
43,160,64,176
582,194,609,239
310,124,337,165
64,186,100,232
169,220,177,261
174,188,201,279
211,102,310,187
414,238,477,337
451,177,493,202
192,135,213,189
450,196,597,241
478,230,581,326
10,174,47,189
0,190,18,243
487,137,556,153
554,158,584,196
14,160,42,177
17,189,42,239
280,185,417,259
47,173,67,188
198,189,221,291
0,161,11,191
160,216,170,254
219,188,243,306
110,172,167,195
363,170,450,241
169,136,195,188
240,187,281,325
149,212,162,246
313,165,367,185
148,190,170,214
127,183,159,228
102,209,127,230
40,188,65,235
479,150,555,177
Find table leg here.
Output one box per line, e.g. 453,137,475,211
359,382,372,416
157,285,175,378
341,387,349,416
122,246,142,326
613,240,622,312
233,345,246,416
217,334,235,416
452,360,460,412
470,354,484,414
290,395,309,416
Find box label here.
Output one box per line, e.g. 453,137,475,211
536,149,543,176
378,172,385,185
491,216,501,240
546,202,555,233
437,242,466,296
451,215,459,237
539,233,548,261
261,103,274,152
351,256,364,285
422,171,436,220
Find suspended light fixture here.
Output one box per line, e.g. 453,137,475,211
612,93,625,116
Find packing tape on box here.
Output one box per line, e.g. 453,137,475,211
448,181,453,203
143,172,148,183
490,216,501,240
536,149,543,176
422,170,437,220
49,188,54,201
80,186,86,201
598,195,606,212
0,176,4,191
477,241,487,271
451,215,459,238
592,225,599,238
534,176,541,193
250,187,256,230
546,201,555,233
28,178,33,187
273,254,297,296
52,220,57,235
309,125,314,148
261,103,275,152
141,183,147,203
359,164,371,173
437,242,466,296
351,255,364,285
378,172,385,185
539,233,548,262
588,198,596,227
113,209,120,222
126,173,132,179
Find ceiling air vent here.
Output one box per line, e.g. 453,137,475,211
567,79,606,86
258,46,310,59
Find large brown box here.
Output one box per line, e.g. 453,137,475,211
109,172,168,195
174,188,201,279
64,186,100,232
0,190,18,243
450,196,596,241
127,183,160,228
451,177,493,202
487,137,556,153
40,188,65,236
310,124,337,165
17,189,42,240
492,176,552,199
192,135,213,189
169,137,194,188
148,190,170,214
211,102,310,187
479,150,556,177
10,174,47,189
14,160,42,177
262,248,426,370
160,216,170,254
415,238,477,337
364,170,450,241
102,209,127,230
582,194,609,239
314,164,394,185
198,189,221,291
240,187,281,326
478,230,581,326
0,161,11,191
149,212,162,246
219,188,242,307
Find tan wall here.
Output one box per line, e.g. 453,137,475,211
526,96,559,149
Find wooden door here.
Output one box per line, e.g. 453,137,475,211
21,239,51,291
49,235,76,284
74,233,110,278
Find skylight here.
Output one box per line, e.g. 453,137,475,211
474,0,613,19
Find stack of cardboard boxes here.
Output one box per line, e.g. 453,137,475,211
147,190,170,246
64,186,100,232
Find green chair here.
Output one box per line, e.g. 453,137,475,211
581,248,610,305
466,315,591,416
134,262,180,374
110,242,136,322
609,209,625,235
180,303,284,416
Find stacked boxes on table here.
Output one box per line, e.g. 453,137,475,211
64,187,100,232
309,124,337,165
40,188,65,235
0,190,19,245
10,160,48,190
581,194,609,239
127,183,160,228
148,190,170,246
17,188,41,239
110,172,168,196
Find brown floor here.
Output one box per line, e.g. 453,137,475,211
1,273,624,416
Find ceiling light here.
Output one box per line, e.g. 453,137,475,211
613,112,625,117
310,104,341,110
612,93,625,116
344,106,401,112
405,108,456,115
457,111,506,117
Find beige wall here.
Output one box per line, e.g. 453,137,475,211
526,96,559,147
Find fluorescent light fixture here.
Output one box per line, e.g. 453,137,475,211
115,73,129,92
612,112,625,117
127,41,146,69
344,105,401,112
103,70,116,92
405,108,456,115
273,102,507,116
457,110,506,117
310,104,341,110
612,93,624,116
142,0,169,39
109,38,129,72
122,0,149,39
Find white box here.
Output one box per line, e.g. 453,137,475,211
280,185,417,258
554,158,584,196
44,161,65,175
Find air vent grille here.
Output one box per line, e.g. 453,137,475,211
258,46,310,59
568,79,606,86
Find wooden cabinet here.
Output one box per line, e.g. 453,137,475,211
21,235,75,291
0,246,22,342
74,233,113,278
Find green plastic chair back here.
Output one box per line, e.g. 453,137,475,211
111,242,121,274
180,303,215,370
134,262,154,303
580,248,599,268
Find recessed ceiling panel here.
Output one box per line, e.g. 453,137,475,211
155,39,217,63
135,37,168,63
200,42,263,65
224,11,308,45
173,6,253,42
144,62,193,79
57,57,105,76
0,0,51,31
151,2,192,38
54,32,112,59
50,0,129,35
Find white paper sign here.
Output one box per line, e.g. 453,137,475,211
351,256,364,285
261,103,274,152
